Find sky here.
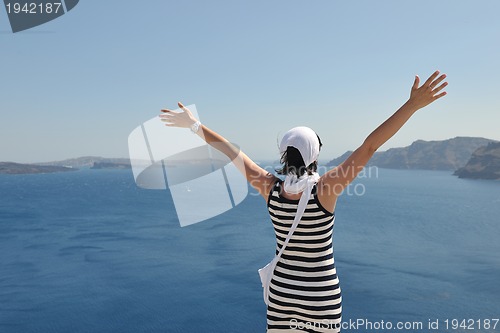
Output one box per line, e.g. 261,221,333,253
1,0,499,163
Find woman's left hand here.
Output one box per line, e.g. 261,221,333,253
408,70,448,110
159,102,198,128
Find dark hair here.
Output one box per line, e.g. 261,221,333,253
276,134,323,176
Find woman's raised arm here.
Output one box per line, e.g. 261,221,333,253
160,102,278,200
319,70,448,198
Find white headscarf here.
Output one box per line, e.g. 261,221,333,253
279,126,320,194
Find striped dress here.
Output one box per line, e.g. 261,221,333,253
266,179,342,333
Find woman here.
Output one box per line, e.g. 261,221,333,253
160,70,448,332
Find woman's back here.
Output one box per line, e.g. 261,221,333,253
266,179,342,333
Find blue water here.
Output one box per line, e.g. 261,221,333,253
0,168,499,332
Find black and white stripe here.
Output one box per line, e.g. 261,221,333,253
266,180,342,333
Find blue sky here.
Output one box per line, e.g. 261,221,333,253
1,0,499,163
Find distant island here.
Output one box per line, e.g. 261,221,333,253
91,162,131,169
326,137,497,171
0,157,131,174
454,142,500,180
36,156,131,169
0,162,76,175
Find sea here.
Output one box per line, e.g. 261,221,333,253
0,166,499,333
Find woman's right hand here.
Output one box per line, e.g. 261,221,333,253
159,102,199,128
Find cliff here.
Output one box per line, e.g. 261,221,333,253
454,142,500,180
326,137,497,171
